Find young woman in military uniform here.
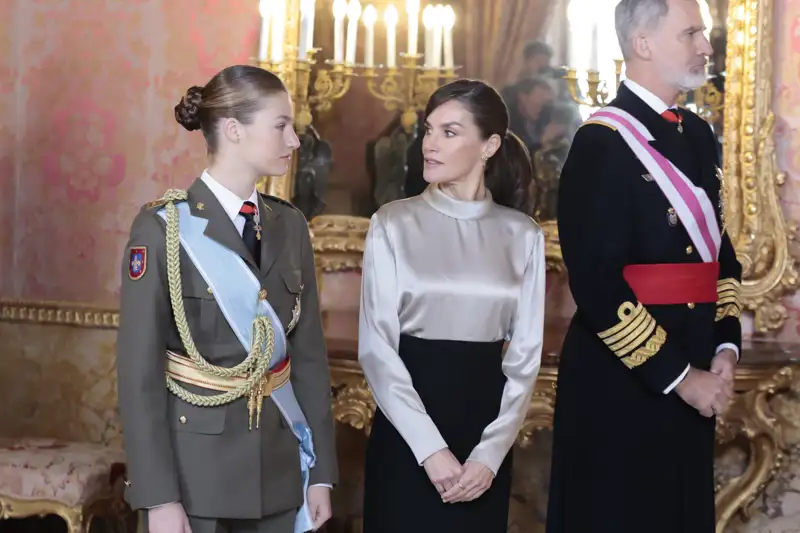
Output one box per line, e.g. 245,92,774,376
116,65,337,533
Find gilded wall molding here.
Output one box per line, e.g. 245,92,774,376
0,300,118,329
721,0,798,332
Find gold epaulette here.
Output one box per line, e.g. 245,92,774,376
144,189,188,210
597,301,667,369
716,278,742,321
580,120,617,131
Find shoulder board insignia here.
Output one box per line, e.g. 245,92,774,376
144,199,167,210
144,189,189,210
260,193,299,211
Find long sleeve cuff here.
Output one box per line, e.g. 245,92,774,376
663,364,690,394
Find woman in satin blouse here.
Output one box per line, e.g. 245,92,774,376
358,79,546,532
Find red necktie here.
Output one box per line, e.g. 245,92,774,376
239,201,260,267
661,108,682,124
239,202,257,216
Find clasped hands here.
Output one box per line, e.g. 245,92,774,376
675,348,737,418
422,449,494,504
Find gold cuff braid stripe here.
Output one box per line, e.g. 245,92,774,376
716,303,741,321
598,302,662,358
716,278,742,322
621,326,667,369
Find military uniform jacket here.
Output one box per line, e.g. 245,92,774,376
546,82,742,533
116,178,338,519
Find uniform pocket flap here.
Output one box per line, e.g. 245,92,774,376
282,268,302,294
181,273,215,300
170,401,227,435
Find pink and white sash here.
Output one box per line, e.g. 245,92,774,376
587,106,722,263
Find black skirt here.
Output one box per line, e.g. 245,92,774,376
363,334,512,533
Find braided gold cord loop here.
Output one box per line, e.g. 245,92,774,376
159,189,276,427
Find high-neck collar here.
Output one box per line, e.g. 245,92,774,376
421,183,493,220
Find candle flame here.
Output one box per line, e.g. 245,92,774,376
347,0,362,21
333,0,348,19
363,4,377,26
384,4,398,26
259,0,271,18
442,5,455,29
422,4,435,29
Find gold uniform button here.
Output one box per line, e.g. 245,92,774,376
686,245,693,255
207,287,213,295
179,416,187,424
258,288,268,300
687,302,695,309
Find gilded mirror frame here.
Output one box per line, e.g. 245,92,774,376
310,0,798,331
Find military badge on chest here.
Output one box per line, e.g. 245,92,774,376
667,207,678,227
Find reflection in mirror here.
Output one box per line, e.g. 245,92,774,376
364,0,727,224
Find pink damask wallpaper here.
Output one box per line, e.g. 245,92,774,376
771,0,800,343
0,0,262,306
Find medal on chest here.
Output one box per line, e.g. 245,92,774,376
254,210,262,241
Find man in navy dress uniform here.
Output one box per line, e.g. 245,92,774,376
547,1,742,532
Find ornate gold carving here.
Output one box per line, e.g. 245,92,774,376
0,300,118,328
714,366,794,533
330,359,377,434
724,0,799,332
309,215,370,273
0,473,129,533
538,220,563,273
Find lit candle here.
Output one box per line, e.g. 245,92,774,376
384,5,398,68
270,0,286,63
345,0,362,65
442,5,455,69
258,0,271,62
422,5,435,67
332,0,348,63
589,21,599,71
406,0,420,56
363,5,377,67
298,0,316,60
432,4,444,68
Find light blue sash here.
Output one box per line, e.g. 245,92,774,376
158,203,316,533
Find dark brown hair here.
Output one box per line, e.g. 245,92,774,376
174,65,287,154
424,79,534,215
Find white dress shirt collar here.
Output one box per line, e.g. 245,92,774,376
623,78,672,115
200,169,259,221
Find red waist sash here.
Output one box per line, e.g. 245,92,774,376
622,262,720,305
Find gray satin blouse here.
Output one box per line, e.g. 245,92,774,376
358,184,546,474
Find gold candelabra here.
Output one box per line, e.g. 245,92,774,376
256,46,357,198
255,0,459,200
259,50,356,136
363,54,457,134
563,58,625,108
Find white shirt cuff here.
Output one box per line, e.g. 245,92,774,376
716,343,740,361
663,364,690,394
310,484,332,489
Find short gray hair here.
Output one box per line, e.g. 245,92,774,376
615,0,669,59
